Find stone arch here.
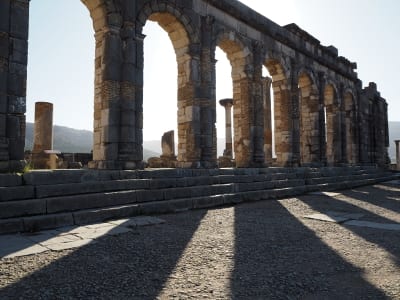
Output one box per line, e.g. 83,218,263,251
136,3,201,166
78,0,126,169
344,89,357,164
213,30,253,167
298,70,321,165
264,56,291,166
324,82,342,165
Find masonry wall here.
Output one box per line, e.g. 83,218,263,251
0,0,28,172
0,0,390,171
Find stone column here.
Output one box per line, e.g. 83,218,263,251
396,140,400,170
262,77,273,165
31,102,57,169
219,98,233,159
33,102,53,153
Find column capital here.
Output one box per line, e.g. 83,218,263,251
219,98,233,108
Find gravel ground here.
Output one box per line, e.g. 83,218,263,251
0,182,399,299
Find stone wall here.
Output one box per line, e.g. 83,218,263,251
0,0,390,171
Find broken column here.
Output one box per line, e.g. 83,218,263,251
396,140,400,171
31,102,57,169
147,130,177,168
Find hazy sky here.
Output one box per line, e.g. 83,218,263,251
27,0,400,143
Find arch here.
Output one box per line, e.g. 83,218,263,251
213,30,253,167
324,83,342,165
298,71,320,165
136,3,200,166
137,1,198,44
344,90,357,164
264,56,291,166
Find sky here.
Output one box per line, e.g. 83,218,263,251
27,0,400,145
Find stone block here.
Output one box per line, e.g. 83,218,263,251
46,191,137,214
0,173,22,187
0,218,23,234
140,198,193,215
0,186,34,201
23,213,74,233
193,195,224,209
7,95,26,113
73,204,140,225
10,37,27,64
0,199,46,219
135,189,164,203
8,138,24,161
0,94,7,113
7,72,26,96
0,113,5,137
0,70,7,94
10,1,29,40
163,187,192,200
0,34,9,58
0,2,10,32
223,193,243,204
23,169,87,185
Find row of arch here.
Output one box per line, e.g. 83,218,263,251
1,0,387,171
131,6,360,168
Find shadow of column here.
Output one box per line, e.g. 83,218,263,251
231,200,389,298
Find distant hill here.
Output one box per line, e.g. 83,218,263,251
25,123,160,160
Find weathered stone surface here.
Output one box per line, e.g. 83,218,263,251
22,213,74,232
0,186,34,201
0,199,46,219
73,204,140,225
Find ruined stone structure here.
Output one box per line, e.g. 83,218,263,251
30,102,57,169
0,0,389,171
32,102,53,153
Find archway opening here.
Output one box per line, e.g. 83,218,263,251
142,20,177,162
27,0,95,167
216,36,249,167
142,12,190,167
324,84,340,165
261,66,275,164
215,47,234,162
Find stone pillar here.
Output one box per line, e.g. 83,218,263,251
0,0,29,172
31,102,58,169
395,140,400,170
262,77,273,165
219,98,233,158
33,102,53,153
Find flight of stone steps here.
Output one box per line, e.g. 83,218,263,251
0,166,398,234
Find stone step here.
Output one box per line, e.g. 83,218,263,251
33,172,301,199
0,177,307,219
0,167,397,234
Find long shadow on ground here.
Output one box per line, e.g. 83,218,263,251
0,211,207,299
299,184,400,267
231,199,390,299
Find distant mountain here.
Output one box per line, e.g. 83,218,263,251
25,123,160,160
389,121,400,162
